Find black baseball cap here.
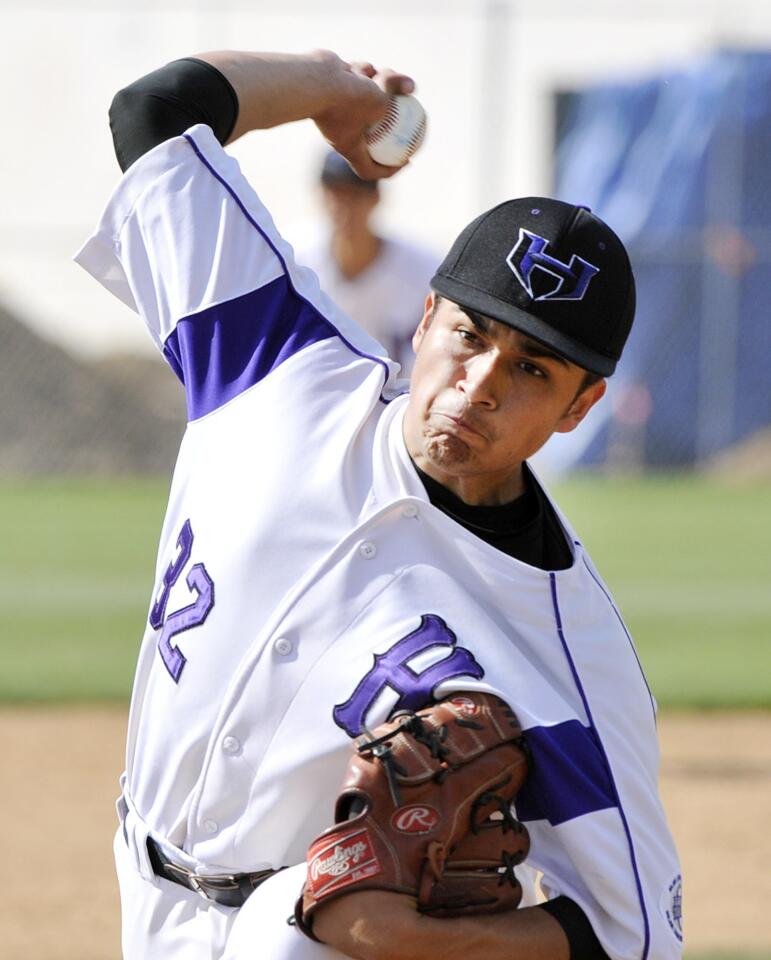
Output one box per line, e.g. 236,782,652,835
431,198,635,376
320,150,378,191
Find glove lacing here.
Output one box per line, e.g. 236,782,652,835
358,712,453,806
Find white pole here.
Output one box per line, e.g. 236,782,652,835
478,0,513,210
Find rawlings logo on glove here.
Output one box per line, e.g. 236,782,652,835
295,692,531,939
307,830,382,896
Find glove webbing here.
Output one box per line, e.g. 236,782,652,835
358,712,484,806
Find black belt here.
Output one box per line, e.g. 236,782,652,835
146,836,279,908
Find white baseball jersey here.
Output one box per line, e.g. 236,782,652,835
76,124,682,960
293,229,439,375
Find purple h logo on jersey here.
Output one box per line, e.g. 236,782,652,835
507,229,600,301
333,614,484,738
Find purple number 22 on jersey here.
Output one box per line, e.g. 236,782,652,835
149,519,215,682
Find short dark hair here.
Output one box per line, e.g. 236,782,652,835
577,369,603,393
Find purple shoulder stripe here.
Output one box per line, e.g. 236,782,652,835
163,276,334,420
161,132,391,420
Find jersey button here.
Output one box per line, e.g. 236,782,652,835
359,541,377,559
202,819,219,835
222,736,240,755
274,636,293,656
402,503,419,519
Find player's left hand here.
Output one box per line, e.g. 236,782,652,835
312,54,416,180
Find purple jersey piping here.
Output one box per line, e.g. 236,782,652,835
580,553,657,720
548,572,651,960
182,133,393,393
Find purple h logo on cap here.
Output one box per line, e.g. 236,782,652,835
507,229,600,302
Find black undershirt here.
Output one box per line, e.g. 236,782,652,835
110,56,609,960
415,461,574,571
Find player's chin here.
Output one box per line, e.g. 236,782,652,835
424,433,473,468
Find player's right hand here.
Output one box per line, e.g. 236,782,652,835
311,51,416,181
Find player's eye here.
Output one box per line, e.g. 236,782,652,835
518,361,546,378
457,327,479,344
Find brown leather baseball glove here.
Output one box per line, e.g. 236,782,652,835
295,692,531,939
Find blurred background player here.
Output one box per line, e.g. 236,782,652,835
294,150,438,376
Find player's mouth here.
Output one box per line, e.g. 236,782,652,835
432,411,487,441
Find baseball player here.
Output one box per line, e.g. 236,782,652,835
293,149,439,375
76,50,683,960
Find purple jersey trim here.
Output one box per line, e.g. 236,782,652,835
168,132,391,416
581,554,657,720
515,720,616,825
163,277,336,420
549,573,651,960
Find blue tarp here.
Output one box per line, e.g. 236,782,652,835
554,50,771,468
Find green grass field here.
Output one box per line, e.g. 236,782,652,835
685,955,766,960
0,478,167,701
1,474,768,706
553,474,771,709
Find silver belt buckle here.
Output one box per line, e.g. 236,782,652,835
160,849,276,903
162,859,234,901
194,872,241,899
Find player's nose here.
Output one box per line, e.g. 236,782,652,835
457,352,500,408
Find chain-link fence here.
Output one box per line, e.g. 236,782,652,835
0,304,184,473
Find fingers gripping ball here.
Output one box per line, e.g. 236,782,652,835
296,693,531,938
365,93,427,167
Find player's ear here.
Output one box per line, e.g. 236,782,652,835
555,378,607,434
412,292,435,352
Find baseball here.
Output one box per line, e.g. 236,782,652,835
365,93,427,167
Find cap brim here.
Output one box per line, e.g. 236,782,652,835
431,274,616,376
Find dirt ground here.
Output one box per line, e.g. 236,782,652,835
1,707,768,960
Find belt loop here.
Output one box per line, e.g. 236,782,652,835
115,779,129,846
118,777,159,884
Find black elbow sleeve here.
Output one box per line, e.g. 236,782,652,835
109,57,239,172
537,896,612,960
